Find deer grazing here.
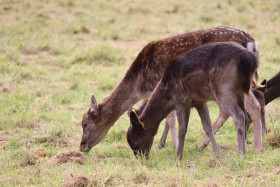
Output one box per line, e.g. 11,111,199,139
198,71,280,149
79,26,262,153
139,86,265,150
261,71,280,105
127,42,259,159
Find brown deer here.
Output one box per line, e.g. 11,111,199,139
139,86,265,150
80,26,262,153
198,71,280,148
261,71,280,105
127,42,259,159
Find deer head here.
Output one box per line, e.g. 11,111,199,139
80,94,110,152
126,109,154,158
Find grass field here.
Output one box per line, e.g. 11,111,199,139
0,0,280,186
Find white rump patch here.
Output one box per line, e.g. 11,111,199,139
247,41,259,53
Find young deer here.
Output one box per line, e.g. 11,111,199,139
127,42,259,160
198,71,280,148
140,87,265,150
79,26,262,153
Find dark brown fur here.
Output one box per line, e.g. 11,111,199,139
127,42,258,159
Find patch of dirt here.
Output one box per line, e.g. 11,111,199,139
133,173,149,185
238,171,260,179
68,104,87,110
75,39,147,48
0,136,8,141
115,145,127,150
274,168,280,175
86,81,97,87
0,85,11,93
61,175,97,187
220,144,230,150
0,136,8,149
208,182,218,187
0,82,14,93
48,150,86,164
265,132,280,149
21,120,39,129
200,156,217,167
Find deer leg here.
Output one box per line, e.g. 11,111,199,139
244,92,262,152
168,111,178,149
158,111,178,149
196,103,219,154
261,106,267,135
197,109,230,149
220,99,246,155
176,105,190,160
158,122,169,149
258,91,267,134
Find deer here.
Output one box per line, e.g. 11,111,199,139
260,71,280,105
126,42,259,160
139,85,266,150
79,26,262,153
198,71,280,149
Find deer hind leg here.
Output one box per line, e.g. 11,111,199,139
197,108,230,149
168,111,178,149
244,92,262,152
196,103,219,154
176,104,190,160
158,111,177,149
158,122,169,149
219,97,246,155
158,111,178,149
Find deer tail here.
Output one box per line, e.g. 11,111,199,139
239,52,258,95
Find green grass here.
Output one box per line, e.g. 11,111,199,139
1,0,280,186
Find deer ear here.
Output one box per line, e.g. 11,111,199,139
128,109,144,129
90,93,99,115
261,79,267,86
257,79,267,92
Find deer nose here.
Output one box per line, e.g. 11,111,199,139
80,141,86,151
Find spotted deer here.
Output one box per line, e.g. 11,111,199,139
80,26,262,153
198,71,280,149
127,42,259,159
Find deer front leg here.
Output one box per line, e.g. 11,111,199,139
158,111,178,149
244,92,262,152
197,109,229,149
196,103,219,154
176,105,190,160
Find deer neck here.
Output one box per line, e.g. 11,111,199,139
139,86,175,136
98,78,145,126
